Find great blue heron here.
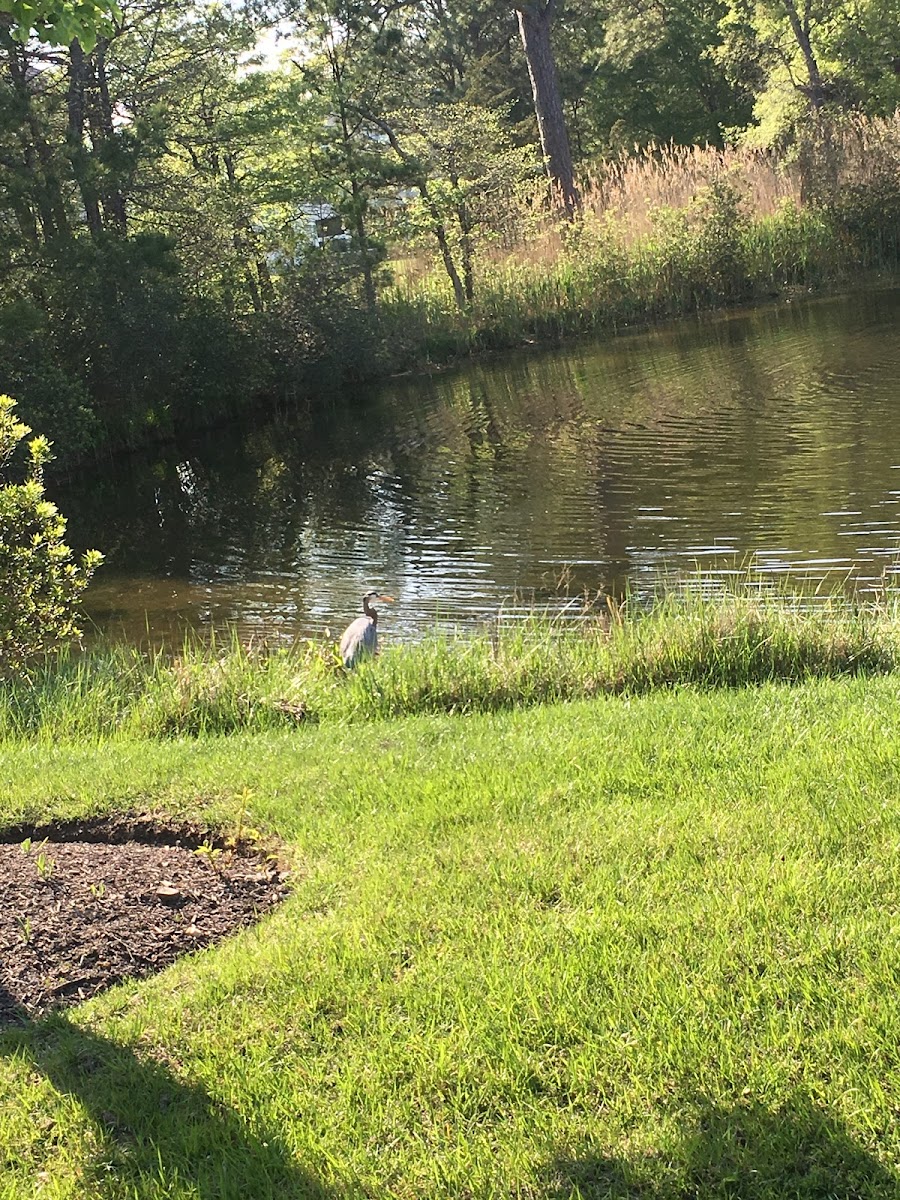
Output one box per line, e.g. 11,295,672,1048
339,591,395,668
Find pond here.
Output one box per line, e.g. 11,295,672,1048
63,284,900,646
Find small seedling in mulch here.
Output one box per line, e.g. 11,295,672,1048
195,843,223,870
19,837,32,854
18,917,32,944
225,788,254,850
89,881,107,900
34,852,55,883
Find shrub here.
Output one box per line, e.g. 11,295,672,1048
0,395,102,676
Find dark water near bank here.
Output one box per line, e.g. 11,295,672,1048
64,285,900,645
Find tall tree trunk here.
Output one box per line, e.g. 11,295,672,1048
3,34,70,241
28,118,71,240
782,0,826,110
224,154,272,312
455,200,475,304
67,39,103,236
348,186,376,309
514,0,578,217
244,260,262,312
91,40,127,231
420,182,466,309
331,60,378,312
256,259,275,308
354,112,465,309
782,0,834,203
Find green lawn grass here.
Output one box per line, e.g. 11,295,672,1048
3,675,900,1197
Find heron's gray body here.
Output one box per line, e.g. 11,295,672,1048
340,614,377,668
339,591,394,668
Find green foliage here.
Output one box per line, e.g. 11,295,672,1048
127,5,316,312
627,174,755,310
272,249,391,381
0,236,277,456
830,0,900,115
391,102,536,303
0,300,99,459
814,116,900,265
718,0,900,146
589,0,755,152
0,395,101,676
0,0,117,50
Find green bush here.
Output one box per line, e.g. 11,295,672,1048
0,395,102,676
0,299,100,459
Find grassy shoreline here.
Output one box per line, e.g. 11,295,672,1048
378,124,900,370
5,592,899,740
383,197,872,366
4,673,900,1196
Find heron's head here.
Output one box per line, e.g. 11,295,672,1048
364,591,395,604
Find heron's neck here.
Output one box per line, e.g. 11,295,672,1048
363,597,378,622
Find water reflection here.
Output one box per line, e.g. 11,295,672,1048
62,285,900,645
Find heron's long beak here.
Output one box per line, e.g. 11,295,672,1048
378,595,396,603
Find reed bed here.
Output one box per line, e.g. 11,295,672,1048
581,143,801,236
381,114,900,363
5,591,899,741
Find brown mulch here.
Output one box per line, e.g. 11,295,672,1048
0,815,290,1025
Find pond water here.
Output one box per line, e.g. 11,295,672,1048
63,284,900,646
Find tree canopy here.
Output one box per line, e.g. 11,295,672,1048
0,0,898,456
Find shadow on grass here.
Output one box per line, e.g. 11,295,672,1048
544,1097,898,1199
0,985,336,1199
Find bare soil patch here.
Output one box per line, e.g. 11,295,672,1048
0,815,289,1024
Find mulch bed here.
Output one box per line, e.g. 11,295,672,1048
0,815,290,1025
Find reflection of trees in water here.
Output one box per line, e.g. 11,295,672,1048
60,413,375,581
57,288,900,632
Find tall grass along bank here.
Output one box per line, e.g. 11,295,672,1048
3,592,899,740
380,116,900,364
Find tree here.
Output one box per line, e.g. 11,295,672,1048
585,0,754,153
389,102,534,306
822,0,900,116
119,3,291,310
779,0,828,109
0,0,171,249
0,394,102,675
513,0,578,213
716,0,851,141
0,25,72,249
289,0,413,308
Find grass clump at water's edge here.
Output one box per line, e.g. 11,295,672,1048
3,590,899,739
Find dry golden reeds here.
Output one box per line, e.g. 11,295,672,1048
377,113,900,360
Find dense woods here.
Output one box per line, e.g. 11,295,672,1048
2,0,900,461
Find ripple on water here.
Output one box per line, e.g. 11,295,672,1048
63,286,900,645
